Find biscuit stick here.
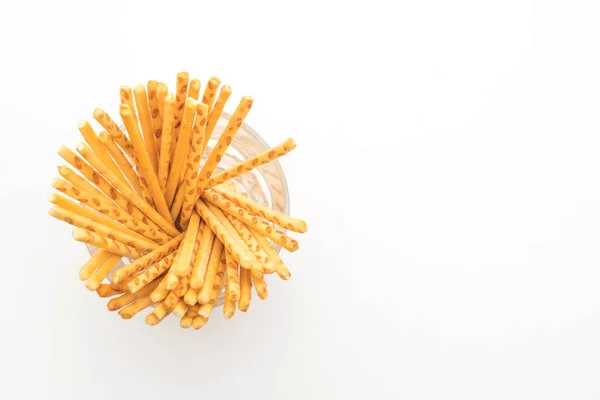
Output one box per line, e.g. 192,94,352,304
223,212,275,274
93,107,135,160
197,239,224,304
204,85,232,145
197,250,226,318
119,296,156,319
72,228,145,259
127,254,174,293
207,138,296,189
156,82,168,118
172,103,208,227
189,212,215,289
180,304,199,328
224,250,240,301
188,79,201,100
107,278,160,311
252,273,268,300
112,233,184,283
85,253,122,291
202,189,298,251
96,284,124,298
147,81,164,157
172,299,188,317
133,84,159,172
201,76,221,112
164,98,197,207
171,71,189,161
120,86,137,117
250,228,291,280
158,93,175,193
172,211,200,277
98,132,143,195
79,250,111,281
238,267,252,312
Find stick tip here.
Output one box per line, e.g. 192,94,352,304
92,107,104,119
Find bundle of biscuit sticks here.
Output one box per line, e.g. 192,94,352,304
48,72,306,330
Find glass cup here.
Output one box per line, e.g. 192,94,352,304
86,111,290,307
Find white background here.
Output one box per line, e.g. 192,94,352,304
1,0,600,398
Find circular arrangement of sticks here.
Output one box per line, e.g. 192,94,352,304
49,73,306,330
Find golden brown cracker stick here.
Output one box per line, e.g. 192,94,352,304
223,297,236,319
145,312,161,326
49,206,158,252
133,84,159,172
158,93,176,193
180,303,199,328
112,234,184,283
85,253,122,291
195,96,254,196
224,250,240,302
163,275,189,311
189,216,215,289
183,287,198,306
172,103,209,227
51,177,166,245
198,251,226,318
250,228,291,280
164,98,197,207
201,76,221,111
197,239,224,304
96,283,124,298
107,278,160,311
147,81,164,155
127,255,174,293
78,125,178,235
98,132,143,195
238,267,252,312
195,199,262,274
252,273,268,300
187,79,201,100
156,82,168,118
79,250,111,281
207,138,297,189
150,276,170,303
72,228,145,259
171,72,189,160
172,299,188,317
192,315,208,330
202,189,298,251
119,295,155,319
204,84,232,145
172,211,201,277
120,86,137,116
214,187,306,233
223,212,276,274
77,120,128,186
93,107,135,160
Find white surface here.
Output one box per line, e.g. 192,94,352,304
1,0,600,398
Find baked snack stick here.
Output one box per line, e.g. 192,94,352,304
162,275,189,313
189,215,214,289
188,79,201,100
223,297,236,319
96,284,124,298
201,76,221,112
48,193,149,245
77,120,129,186
202,189,298,252
194,96,254,197
85,253,122,291
207,138,297,189
252,273,268,300
72,228,146,259
172,103,209,227
119,295,156,319
213,186,306,233
250,227,291,280
107,278,160,311
183,287,198,306
120,86,137,117
79,249,111,281
170,71,189,162
164,98,197,207
197,251,226,318
127,255,174,293
224,250,240,301
133,85,159,172
61,146,171,241
195,199,262,274
76,136,178,237
223,212,276,274
112,233,184,283
180,304,199,328
191,315,208,330
197,239,224,304
172,211,201,277
119,105,174,225
146,299,172,325
156,82,168,119
238,266,251,312
204,85,232,147
93,107,154,204
51,177,167,245
172,299,188,317
98,132,143,195
158,93,175,193
147,81,164,157
49,206,158,252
